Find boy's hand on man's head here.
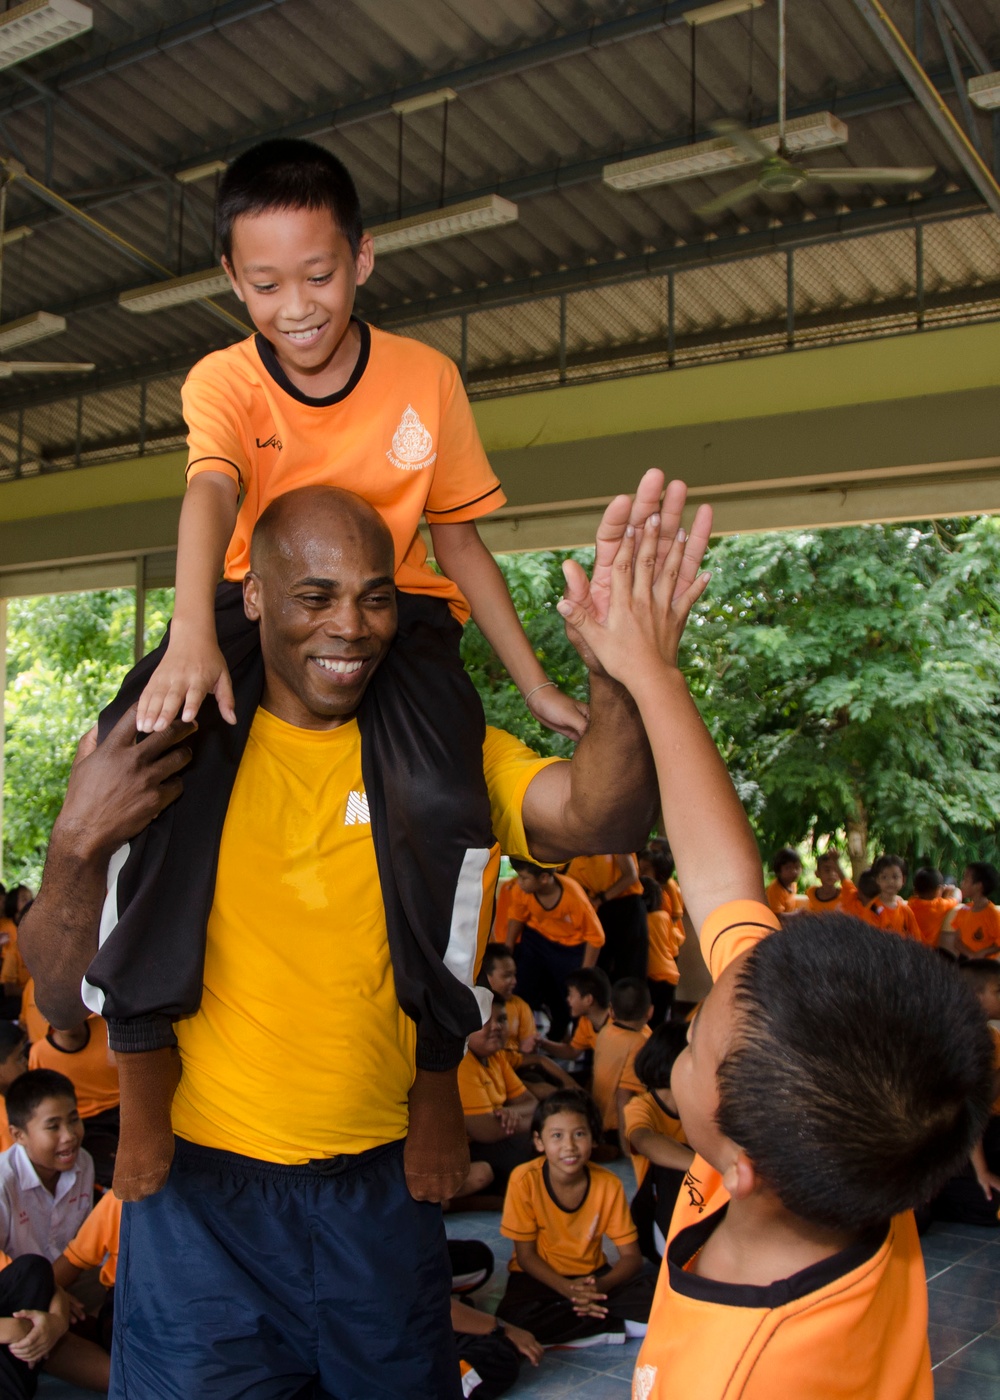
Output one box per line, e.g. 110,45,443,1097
137,637,237,733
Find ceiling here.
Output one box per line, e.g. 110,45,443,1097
0,0,997,480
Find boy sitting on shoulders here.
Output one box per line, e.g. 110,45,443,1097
556,502,994,1399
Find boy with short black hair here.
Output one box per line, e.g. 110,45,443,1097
0,1071,93,1264
535,968,611,1072
497,1089,653,1347
29,1016,119,1189
457,999,538,1196
941,863,1000,958
908,867,957,947
477,945,576,1090
765,848,802,916
866,854,920,939
557,508,994,1398
624,1024,694,1262
592,979,652,1144
804,850,854,915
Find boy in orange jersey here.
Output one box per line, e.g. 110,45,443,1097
477,945,576,1090
804,850,855,915
941,863,1000,958
535,968,612,1077
764,848,803,916
29,1017,119,1189
640,876,684,1026
556,507,994,1400
55,1187,122,1351
591,979,652,1146
457,999,539,1196
624,1024,694,1263
565,853,648,982
505,861,604,1040
497,1089,653,1347
865,855,921,939
907,868,958,948
929,960,1000,1228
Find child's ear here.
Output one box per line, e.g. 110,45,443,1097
722,1150,757,1201
532,1132,544,1153
220,256,245,303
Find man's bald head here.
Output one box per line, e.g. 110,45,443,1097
249,486,394,580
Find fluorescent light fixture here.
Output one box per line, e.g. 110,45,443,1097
969,73,1000,112
175,159,228,184
119,267,233,313
1,224,32,245
0,310,65,350
370,194,518,254
685,0,763,24
604,112,848,191
0,0,92,71
391,88,457,116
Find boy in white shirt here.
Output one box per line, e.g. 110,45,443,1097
0,1071,93,1262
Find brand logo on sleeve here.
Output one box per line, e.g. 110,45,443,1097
386,405,436,471
344,791,371,825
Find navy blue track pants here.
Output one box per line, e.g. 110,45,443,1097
111,1137,461,1400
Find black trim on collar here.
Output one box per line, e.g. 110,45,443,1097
254,318,371,406
667,1206,889,1309
542,1160,591,1214
652,1089,680,1121
45,1022,92,1056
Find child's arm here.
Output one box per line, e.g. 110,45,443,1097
52,1255,81,1289
429,520,589,740
512,1238,581,1300
449,1299,543,1366
505,917,525,953
9,1286,70,1365
627,1126,696,1174
597,1238,643,1294
136,472,240,734
556,508,764,933
593,855,641,907
518,1053,578,1089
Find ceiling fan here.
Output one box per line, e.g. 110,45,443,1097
0,163,94,377
697,0,935,217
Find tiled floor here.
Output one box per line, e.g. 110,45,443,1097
37,1179,1000,1398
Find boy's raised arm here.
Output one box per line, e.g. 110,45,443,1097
555,503,765,936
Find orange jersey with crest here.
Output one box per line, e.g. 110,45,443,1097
804,879,856,916
864,900,921,940
634,899,933,1400
952,903,1000,956
765,880,800,916
457,1049,526,1117
508,876,604,949
184,323,504,618
501,1156,637,1276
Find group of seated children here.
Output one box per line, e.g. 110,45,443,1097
767,848,1000,954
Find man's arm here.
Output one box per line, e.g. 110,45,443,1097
19,709,195,1029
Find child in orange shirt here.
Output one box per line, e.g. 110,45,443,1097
804,850,855,915
941,863,1000,958
457,999,539,1196
54,1188,123,1352
765,848,802,916
865,855,921,939
497,1089,653,1346
535,968,612,1079
505,861,604,1040
907,868,957,948
640,876,684,1026
557,505,993,1399
29,1017,119,1190
591,979,652,1144
477,944,576,1091
623,1024,694,1263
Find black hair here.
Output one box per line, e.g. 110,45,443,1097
771,847,800,876
857,868,879,902
715,914,994,1231
633,1022,690,1091
3,886,29,923
815,850,843,871
478,942,515,986
965,863,1000,901
216,138,363,261
872,854,908,881
531,1088,602,1142
640,876,663,916
611,977,652,1023
640,847,675,883
913,868,945,898
566,967,611,1010
509,858,550,878
0,1022,26,1060
959,958,1000,987
6,1069,77,1130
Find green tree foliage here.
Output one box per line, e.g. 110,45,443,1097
2,589,173,886
689,519,1000,875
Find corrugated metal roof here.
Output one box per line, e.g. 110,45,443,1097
0,0,996,478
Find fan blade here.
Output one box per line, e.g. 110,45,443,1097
696,178,764,218
4,361,96,373
802,166,935,184
711,120,773,165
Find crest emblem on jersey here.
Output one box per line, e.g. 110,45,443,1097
387,404,437,471
633,1365,657,1400
344,791,371,825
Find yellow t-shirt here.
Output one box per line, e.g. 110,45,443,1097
183,324,504,618
171,713,558,1163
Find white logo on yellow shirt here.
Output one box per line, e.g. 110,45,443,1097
344,791,370,825
387,404,437,471
633,1365,657,1400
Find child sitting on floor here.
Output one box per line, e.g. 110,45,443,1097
592,978,652,1147
497,1089,653,1347
623,1024,694,1263
0,1250,109,1398
29,1016,119,1189
535,968,612,1077
555,502,994,1398
0,1071,93,1264
477,944,576,1090
54,1186,122,1352
457,998,539,1196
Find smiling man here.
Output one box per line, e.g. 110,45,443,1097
20,482,710,1398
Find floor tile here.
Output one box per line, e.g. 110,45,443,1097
929,1265,1000,1303
946,1332,1000,1377
931,1362,1000,1398
927,1286,1000,1333
927,1323,984,1368
568,1375,634,1397
961,1242,1000,1273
